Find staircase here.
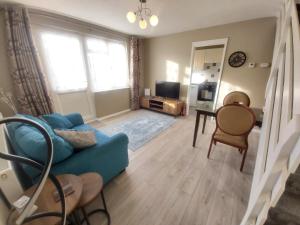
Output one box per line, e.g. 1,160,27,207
265,166,300,225
240,0,300,225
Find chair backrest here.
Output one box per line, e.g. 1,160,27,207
223,91,251,106
216,104,256,136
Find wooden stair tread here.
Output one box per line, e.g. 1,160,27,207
275,192,300,218
265,166,300,225
265,207,300,225
286,173,300,195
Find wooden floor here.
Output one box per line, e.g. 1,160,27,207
87,110,259,225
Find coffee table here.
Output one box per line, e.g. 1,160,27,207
76,172,111,225
8,174,83,225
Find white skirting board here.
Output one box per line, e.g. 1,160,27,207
96,109,131,121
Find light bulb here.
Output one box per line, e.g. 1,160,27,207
150,15,159,26
127,11,136,23
139,19,147,29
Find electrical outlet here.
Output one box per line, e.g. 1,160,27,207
259,63,271,68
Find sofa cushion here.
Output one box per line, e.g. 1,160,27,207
64,113,84,127
7,114,74,165
42,113,73,129
6,114,53,135
13,125,74,164
20,114,56,137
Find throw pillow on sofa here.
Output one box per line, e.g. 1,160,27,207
7,114,54,136
54,129,97,149
42,113,73,129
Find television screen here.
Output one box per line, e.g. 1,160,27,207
155,81,180,99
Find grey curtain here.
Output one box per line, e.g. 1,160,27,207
129,36,142,110
4,5,53,116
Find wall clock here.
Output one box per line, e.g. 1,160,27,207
228,51,247,67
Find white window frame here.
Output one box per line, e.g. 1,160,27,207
34,26,130,94
84,36,130,93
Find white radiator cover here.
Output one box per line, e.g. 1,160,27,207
0,113,23,224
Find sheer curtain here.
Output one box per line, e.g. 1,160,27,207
40,32,88,92
4,5,53,116
86,38,129,92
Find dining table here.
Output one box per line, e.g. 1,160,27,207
192,104,263,147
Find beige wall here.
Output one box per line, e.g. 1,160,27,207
95,88,130,117
144,17,276,108
0,10,15,117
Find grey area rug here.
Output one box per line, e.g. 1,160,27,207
99,110,176,151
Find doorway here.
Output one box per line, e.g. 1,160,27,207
187,38,228,114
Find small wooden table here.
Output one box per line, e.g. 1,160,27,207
8,174,83,225
77,172,111,225
192,105,263,147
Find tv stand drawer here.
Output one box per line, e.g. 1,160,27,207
141,97,150,108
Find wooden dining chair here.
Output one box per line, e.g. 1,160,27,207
207,104,256,171
223,91,251,106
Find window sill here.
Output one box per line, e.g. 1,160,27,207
94,87,130,93
55,89,87,94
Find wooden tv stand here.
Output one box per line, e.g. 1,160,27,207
140,96,184,116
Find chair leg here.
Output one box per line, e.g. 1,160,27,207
240,149,248,172
207,138,214,159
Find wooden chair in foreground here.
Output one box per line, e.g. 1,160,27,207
223,91,251,106
207,104,256,171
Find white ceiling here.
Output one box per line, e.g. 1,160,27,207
2,0,282,37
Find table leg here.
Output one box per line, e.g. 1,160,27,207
81,208,91,225
202,114,207,134
193,111,201,147
101,191,111,225
72,211,82,225
81,190,111,225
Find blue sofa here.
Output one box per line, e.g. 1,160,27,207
7,113,129,187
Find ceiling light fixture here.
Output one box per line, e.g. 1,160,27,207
127,0,159,29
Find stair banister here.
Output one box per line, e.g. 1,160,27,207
240,0,300,224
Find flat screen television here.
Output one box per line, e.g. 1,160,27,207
155,81,180,99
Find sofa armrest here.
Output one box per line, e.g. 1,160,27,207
65,113,84,127
108,133,129,146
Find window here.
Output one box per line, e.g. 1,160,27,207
40,31,129,93
41,33,88,92
86,38,129,92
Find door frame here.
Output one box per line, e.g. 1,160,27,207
186,38,228,115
